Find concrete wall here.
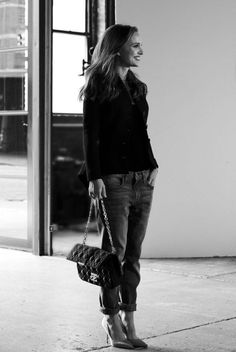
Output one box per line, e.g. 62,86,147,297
116,0,236,257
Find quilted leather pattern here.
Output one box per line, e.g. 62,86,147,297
67,244,122,288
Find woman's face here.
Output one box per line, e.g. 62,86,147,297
118,31,143,68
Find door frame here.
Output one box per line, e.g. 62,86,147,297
28,0,52,255
38,0,115,256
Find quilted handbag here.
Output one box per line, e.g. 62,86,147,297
66,199,122,288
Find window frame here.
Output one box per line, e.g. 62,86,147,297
52,0,90,116
51,0,115,116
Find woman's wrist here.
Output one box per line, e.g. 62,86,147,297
89,179,107,199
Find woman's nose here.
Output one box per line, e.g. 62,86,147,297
138,46,143,55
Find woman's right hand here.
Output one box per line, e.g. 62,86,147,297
88,179,107,199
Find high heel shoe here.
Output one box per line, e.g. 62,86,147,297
119,316,148,349
125,337,148,349
102,317,134,349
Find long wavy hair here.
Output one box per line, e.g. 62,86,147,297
79,24,147,102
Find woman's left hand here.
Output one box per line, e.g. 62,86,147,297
147,168,159,187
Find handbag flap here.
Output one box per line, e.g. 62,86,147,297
67,243,112,268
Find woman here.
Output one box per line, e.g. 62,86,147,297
80,24,158,349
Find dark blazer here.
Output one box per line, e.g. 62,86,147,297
82,81,158,181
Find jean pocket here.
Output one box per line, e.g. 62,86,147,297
144,179,154,190
103,174,124,187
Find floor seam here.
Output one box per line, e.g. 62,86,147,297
147,268,236,280
82,316,236,351
149,268,209,279
83,345,109,352
145,316,236,340
206,271,236,278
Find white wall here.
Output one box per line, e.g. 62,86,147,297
116,0,236,257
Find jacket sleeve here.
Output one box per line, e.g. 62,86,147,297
83,98,102,181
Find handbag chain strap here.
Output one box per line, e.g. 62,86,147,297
82,199,94,245
83,198,116,253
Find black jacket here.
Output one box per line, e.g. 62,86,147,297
82,82,158,181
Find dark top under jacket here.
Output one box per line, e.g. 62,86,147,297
127,103,153,171
82,78,158,181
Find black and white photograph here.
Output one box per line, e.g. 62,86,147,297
0,1,236,351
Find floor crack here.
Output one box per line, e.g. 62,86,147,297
150,268,208,279
206,271,236,279
145,316,236,340
82,316,236,351
83,345,109,352
150,268,236,280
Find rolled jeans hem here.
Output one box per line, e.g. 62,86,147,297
100,307,120,315
119,303,137,312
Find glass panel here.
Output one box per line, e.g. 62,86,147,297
0,1,29,245
0,0,28,50
0,115,28,239
0,70,28,111
51,115,98,256
0,0,28,112
52,33,86,114
53,0,86,32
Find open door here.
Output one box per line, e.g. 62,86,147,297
45,0,115,256
50,0,95,256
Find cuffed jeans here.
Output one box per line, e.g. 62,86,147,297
97,170,154,315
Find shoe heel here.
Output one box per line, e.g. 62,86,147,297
102,318,134,349
119,316,148,349
102,319,112,345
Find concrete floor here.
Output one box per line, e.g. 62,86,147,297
53,228,100,256
0,248,236,352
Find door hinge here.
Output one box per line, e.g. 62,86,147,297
49,224,58,233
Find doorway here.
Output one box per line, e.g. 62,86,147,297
0,0,115,255
51,0,102,256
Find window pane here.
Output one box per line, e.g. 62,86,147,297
53,33,86,114
0,51,28,111
0,1,28,112
0,0,28,50
0,114,28,239
0,1,29,244
53,0,86,32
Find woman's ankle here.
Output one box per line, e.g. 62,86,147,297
103,314,126,340
104,313,119,324
119,311,138,339
120,311,135,324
